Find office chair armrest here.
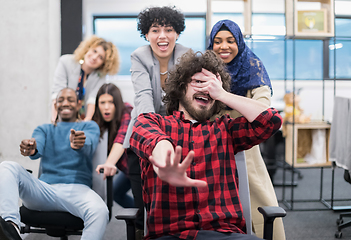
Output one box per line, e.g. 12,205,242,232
258,206,286,240
116,208,139,240
116,208,139,220
99,169,114,220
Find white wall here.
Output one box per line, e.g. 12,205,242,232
0,0,61,175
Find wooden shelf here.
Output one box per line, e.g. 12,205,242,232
285,0,334,39
284,122,331,167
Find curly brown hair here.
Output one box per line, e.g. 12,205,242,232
163,50,231,116
137,6,185,40
73,35,119,76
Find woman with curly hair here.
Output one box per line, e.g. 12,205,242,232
208,19,285,240
51,35,120,122
122,6,190,239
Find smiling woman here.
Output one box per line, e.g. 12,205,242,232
51,35,120,123
120,6,190,239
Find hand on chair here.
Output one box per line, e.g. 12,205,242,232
96,163,117,180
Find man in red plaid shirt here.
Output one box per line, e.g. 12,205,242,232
130,50,282,240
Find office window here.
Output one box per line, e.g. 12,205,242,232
250,13,324,80
330,40,351,79
94,16,206,76
252,13,285,36
335,18,351,37
293,40,323,80
329,17,351,79
211,13,244,33
249,39,286,80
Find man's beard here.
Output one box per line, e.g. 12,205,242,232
180,96,217,122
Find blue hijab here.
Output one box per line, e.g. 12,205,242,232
208,20,272,97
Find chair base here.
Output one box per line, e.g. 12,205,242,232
335,212,351,238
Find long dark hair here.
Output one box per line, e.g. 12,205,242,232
92,83,126,152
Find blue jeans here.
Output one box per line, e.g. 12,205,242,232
0,161,109,240
113,171,134,208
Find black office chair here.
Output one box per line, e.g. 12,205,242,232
116,152,286,240
20,132,113,240
335,169,351,238
19,169,113,240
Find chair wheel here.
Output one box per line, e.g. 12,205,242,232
337,219,344,225
335,231,342,238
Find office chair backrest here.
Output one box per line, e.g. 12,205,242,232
92,130,108,200
117,151,286,240
235,151,253,235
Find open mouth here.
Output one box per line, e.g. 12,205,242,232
60,108,72,114
219,52,231,58
194,94,212,105
158,42,169,51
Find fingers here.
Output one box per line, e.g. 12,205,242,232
20,139,36,156
96,164,117,180
178,149,194,171
70,130,86,149
149,149,172,169
185,178,208,188
96,165,102,174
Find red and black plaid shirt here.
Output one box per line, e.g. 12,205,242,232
115,103,132,175
130,108,282,240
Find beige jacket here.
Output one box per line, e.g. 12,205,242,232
215,86,285,240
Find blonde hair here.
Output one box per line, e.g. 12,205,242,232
73,35,120,76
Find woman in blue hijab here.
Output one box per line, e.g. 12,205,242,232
208,19,285,240
208,19,272,98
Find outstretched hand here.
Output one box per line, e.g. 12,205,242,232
149,145,207,188
70,129,86,149
20,138,37,156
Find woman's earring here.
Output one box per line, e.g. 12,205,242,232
79,59,84,64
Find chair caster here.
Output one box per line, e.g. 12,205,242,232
297,172,303,179
335,231,342,238
336,218,344,225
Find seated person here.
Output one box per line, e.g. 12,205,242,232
93,83,134,207
129,50,282,240
0,88,108,240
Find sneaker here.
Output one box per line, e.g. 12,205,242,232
0,217,22,240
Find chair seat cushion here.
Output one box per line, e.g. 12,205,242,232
20,206,84,230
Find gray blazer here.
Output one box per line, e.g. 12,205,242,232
123,44,190,148
52,54,106,107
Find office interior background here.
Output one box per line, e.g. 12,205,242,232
1,1,351,239
1,0,350,169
